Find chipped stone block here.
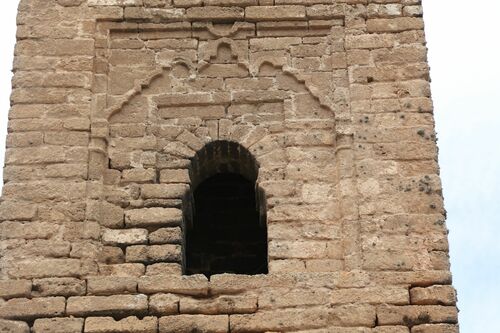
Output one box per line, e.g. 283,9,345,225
410,286,457,306
84,316,158,333
32,278,86,297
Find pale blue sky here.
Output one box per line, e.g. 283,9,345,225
0,1,498,331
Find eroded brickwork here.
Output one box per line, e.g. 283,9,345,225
0,0,458,332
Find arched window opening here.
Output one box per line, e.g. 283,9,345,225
184,141,268,277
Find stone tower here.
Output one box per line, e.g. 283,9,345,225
0,0,459,332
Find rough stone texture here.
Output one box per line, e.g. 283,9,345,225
0,280,31,300
0,1,458,332
0,320,30,333
0,298,66,320
159,315,229,333
66,295,148,316
32,318,84,333
84,317,158,333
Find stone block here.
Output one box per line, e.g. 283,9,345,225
331,286,409,305
67,295,148,317
32,278,86,297
180,295,258,314
230,308,328,332
373,327,409,333
126,244,181,263
149,293,179,315
84,317,158,333
102,228,148,245
98,246,125,264
98,263,146,277
258,289,329,309
376,305,458,326
159,169,190,183
121,168,156,183
139,274,208,296
33,318,84,333
159,315,229,333
246,6,305,21
125,208,182,227
329,304,377,327
410,286,457,306
9,259,97,279
0,222,58,240
0,320,30,333
145,263,183,275
87,277,138,295
369,271,452,287
0,280,31,299
186,6,244,20
149,227,182,244
367,18,424,33
411,324,459,333
0,297,66,320
141,184,188,199
89,201,124,228
306,4,344,19
210,274,295,294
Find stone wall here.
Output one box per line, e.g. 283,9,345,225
0,0,458,332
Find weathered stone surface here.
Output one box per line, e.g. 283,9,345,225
32,278,86,297
149,293,179,315
331,287,409,305
149,227,182,244
210,274,295,294
145,263,182,275
246,5,305,20
258,288,329,309
67,295,148,316
87,277,137,295
0,320,30,333
180,295,258,314
126,244,181,263
0,280,31,299
33,318,84,333
84,316,158,333
0,297,66,320
141,184,188,199
410,286,457,306
376,305,458,326
139,274,209,296
159,315,229,333
0,201,37,221
411,324,459,333
0,2,457,331
125,208,182,227
102,228,148,245
230,308,328,331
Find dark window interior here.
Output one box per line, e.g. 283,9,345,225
185,172,268,277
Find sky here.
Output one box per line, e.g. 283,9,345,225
0,1,498,331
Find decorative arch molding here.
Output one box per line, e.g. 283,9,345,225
87,18,360,272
